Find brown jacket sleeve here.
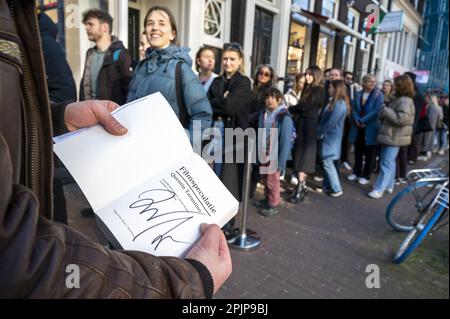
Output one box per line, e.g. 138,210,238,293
0,134,211,298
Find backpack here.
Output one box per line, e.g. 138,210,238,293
276,110,297,150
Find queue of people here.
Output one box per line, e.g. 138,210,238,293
2,2,448,299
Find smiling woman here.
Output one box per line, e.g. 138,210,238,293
126,6,212,144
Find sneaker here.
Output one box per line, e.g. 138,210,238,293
438,149,445,156
417,155,428,162
223,229,239,243
358,177,370,185
347,174,358,181
398,178,407,184
408,160,416,165
259,205,279,217
426,151,432,159
279,174,286,182
329,191,343,198
386,187,394,194
368,190,383,199
314,186,323,193
342,162,352,171
253,198,268,209
290,176,299,186
314,176,324,182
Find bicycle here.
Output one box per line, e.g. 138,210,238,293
385,169,449,263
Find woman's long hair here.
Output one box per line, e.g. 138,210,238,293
394,75,415,98
329,80,351,114
302,65,323,100
253,64,278,89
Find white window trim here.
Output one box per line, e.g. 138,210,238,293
202,0,231,49
255,0,280,15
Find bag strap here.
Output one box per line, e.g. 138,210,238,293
175,60,189,128
113,49,122,63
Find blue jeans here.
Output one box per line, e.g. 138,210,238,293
374,146,400,192
435,128,448,150
323,159,342,193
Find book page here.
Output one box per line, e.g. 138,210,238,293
53,93,192,212
95,153,239,257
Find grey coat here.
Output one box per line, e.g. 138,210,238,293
377,96,415,147
421,103,444,152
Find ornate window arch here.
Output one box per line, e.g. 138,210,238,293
203,0,230,48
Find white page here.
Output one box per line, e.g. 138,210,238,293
53,93,192,212
96,153,239,257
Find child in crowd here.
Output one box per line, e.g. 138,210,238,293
255,88,294,216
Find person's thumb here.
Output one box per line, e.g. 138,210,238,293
95,104,128,136
198,224,221,250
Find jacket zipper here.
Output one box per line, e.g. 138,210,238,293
9,1,40,196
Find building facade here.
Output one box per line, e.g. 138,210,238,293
418,0,449,92
39,0,430,95
375,0,424,83
40,0,293,94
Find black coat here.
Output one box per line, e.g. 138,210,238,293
208,72,252,201
290,85,326,173
38,13,77,103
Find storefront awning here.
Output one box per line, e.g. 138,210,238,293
294,8,375,45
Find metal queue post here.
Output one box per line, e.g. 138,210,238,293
229,137,261,250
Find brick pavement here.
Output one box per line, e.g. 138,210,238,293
64,153,449,299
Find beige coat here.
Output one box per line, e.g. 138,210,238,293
377,96,415,146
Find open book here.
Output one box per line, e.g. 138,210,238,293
53,93,238,257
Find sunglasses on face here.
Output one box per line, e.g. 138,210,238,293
258,71,271,77
346,77,353,81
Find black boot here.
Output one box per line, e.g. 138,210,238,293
289,181,307,204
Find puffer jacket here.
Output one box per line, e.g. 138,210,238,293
127,45,212,136
377,96,415,147
0,0,211,299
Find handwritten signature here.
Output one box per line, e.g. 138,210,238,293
129,189,207,251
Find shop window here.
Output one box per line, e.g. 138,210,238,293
316,32,331,70
287,22,307,79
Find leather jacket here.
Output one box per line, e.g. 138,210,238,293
0,0,212,298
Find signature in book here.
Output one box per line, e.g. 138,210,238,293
129,189,207,251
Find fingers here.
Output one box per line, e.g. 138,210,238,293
94,102,128,136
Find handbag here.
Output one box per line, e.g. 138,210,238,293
415,114,433,134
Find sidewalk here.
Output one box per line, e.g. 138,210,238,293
65,153,449,299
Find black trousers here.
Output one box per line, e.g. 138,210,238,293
340,118,352,163
408,134,421,162
353,128,377,180
396,146,409,179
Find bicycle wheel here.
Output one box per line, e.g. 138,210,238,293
386,181,439,232
393,204,446,264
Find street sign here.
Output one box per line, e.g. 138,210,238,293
413,70,431,84
377,11,404,33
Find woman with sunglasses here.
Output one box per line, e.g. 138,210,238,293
248,64,278,197
289,65,326,203
208,42,252,237
250,65,278,115
127,6,212,143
